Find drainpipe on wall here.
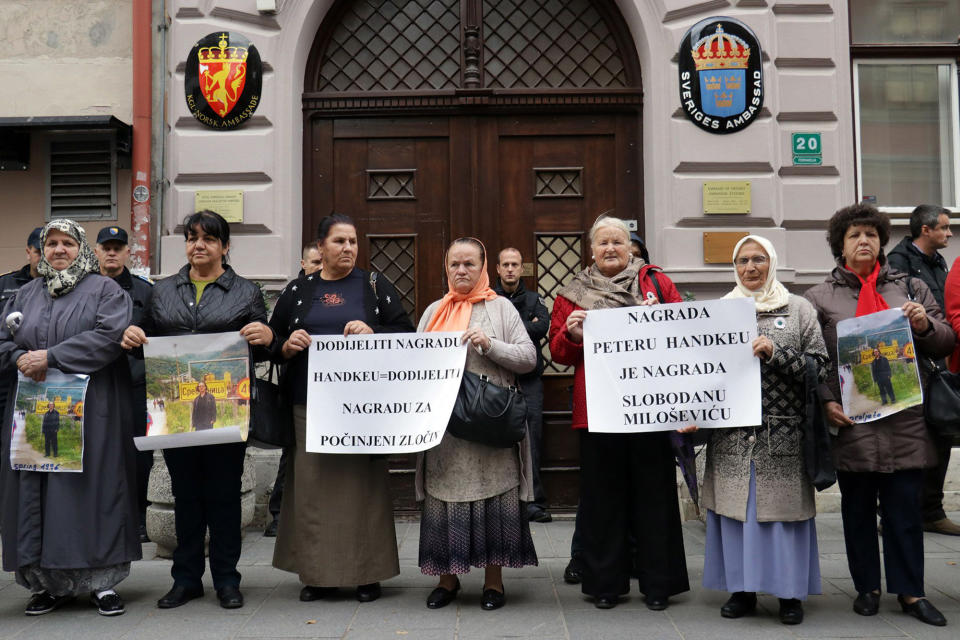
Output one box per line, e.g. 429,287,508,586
130,0,152,276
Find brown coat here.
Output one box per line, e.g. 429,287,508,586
803,263,955,473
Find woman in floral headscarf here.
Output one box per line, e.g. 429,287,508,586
0,220,139,617
701,235,828,625
416,237,538,612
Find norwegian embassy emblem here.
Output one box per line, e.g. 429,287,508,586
678,17,763,134
185,32,262,130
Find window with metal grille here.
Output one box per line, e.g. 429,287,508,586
47,136,117,221
369,235,417,322
536,233,583,375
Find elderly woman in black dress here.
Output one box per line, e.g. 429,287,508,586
0,219,139,617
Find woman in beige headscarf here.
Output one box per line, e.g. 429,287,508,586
702,235,828,625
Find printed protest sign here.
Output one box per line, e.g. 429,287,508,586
306,332,467,454
137,332,250,451
10,369,88,472
836,308,922,424
583,298,761,432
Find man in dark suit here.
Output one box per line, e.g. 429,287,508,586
870,349,895,405
191,383,217,431
494,247,551,522
42,402,60,458
96,225,155,542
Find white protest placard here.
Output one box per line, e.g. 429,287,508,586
583,297,761,432
306,332,467,454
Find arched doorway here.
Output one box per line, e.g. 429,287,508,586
303,0,643,512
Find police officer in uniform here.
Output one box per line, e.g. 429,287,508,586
95,226,154,542
494,247,551,522
0,227,43,447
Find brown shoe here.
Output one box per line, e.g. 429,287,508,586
923,518,960,536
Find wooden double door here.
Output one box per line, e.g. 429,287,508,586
303,112,640,512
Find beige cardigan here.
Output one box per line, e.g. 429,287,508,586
415,297,537,503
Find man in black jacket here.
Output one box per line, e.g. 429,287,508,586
869,349,895,405
494,247,551,522
0,227,43,455
886,204,958,536
42,402,61,458
96,225,155,542
191,383,217,430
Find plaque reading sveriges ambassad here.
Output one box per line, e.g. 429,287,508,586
678,17,764,135
185,32,262,130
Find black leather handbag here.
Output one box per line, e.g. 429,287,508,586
447,370,527,448
802,355,836,491
248,364,294,449
922,358,960,436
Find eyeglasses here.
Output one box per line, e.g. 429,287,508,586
735,256,769,267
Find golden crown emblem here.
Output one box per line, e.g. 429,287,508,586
715,92,734,108
198,33,248,64
692,25,750,71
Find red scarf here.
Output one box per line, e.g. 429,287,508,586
845,261,889,317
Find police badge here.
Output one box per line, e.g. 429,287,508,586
678,17,764,134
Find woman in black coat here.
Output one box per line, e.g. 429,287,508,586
122,210,274,611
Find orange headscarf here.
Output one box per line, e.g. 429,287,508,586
425,239,498,332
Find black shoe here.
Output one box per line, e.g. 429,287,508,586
720,591,757,618
217,585,244,609
898,595,947,627
594,596,619,609
139,525,150,543
480,587,505,611
263,518,279,537
779,598,803,625
426,579,460,609
563,558,583,584
90,591,125,616
300,585,338,601
853,591,880,616
157,584,203,609
528,508,553,523
25,592,74,616
356,582,381,603
645,594,669,611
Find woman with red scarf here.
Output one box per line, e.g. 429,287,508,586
805,204,955,627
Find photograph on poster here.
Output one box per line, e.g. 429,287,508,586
10,370,88,472
138,332,250,450
836,308,922,424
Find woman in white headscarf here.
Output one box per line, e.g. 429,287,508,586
700,235,829,625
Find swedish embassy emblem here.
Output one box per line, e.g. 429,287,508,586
678,17,763,134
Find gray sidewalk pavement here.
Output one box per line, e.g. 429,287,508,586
0,513,958,639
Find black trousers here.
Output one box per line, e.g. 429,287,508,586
578,430,689,599
922,433,952,524
520,377,547,511
268,446,290,519
164,441,247,590
43,433,58,457
876,379,896,404
837,469,925,597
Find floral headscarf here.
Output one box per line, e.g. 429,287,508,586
36,219,100,298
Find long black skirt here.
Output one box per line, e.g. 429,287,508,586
578,429,690,599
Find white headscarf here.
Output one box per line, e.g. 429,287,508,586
722,234,790,312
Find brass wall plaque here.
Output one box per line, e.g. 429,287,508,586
195,190,244,223
703,181,751,214
521,262,535,277
703,231,749,263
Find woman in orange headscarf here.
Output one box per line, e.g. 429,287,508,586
416,237,538,612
